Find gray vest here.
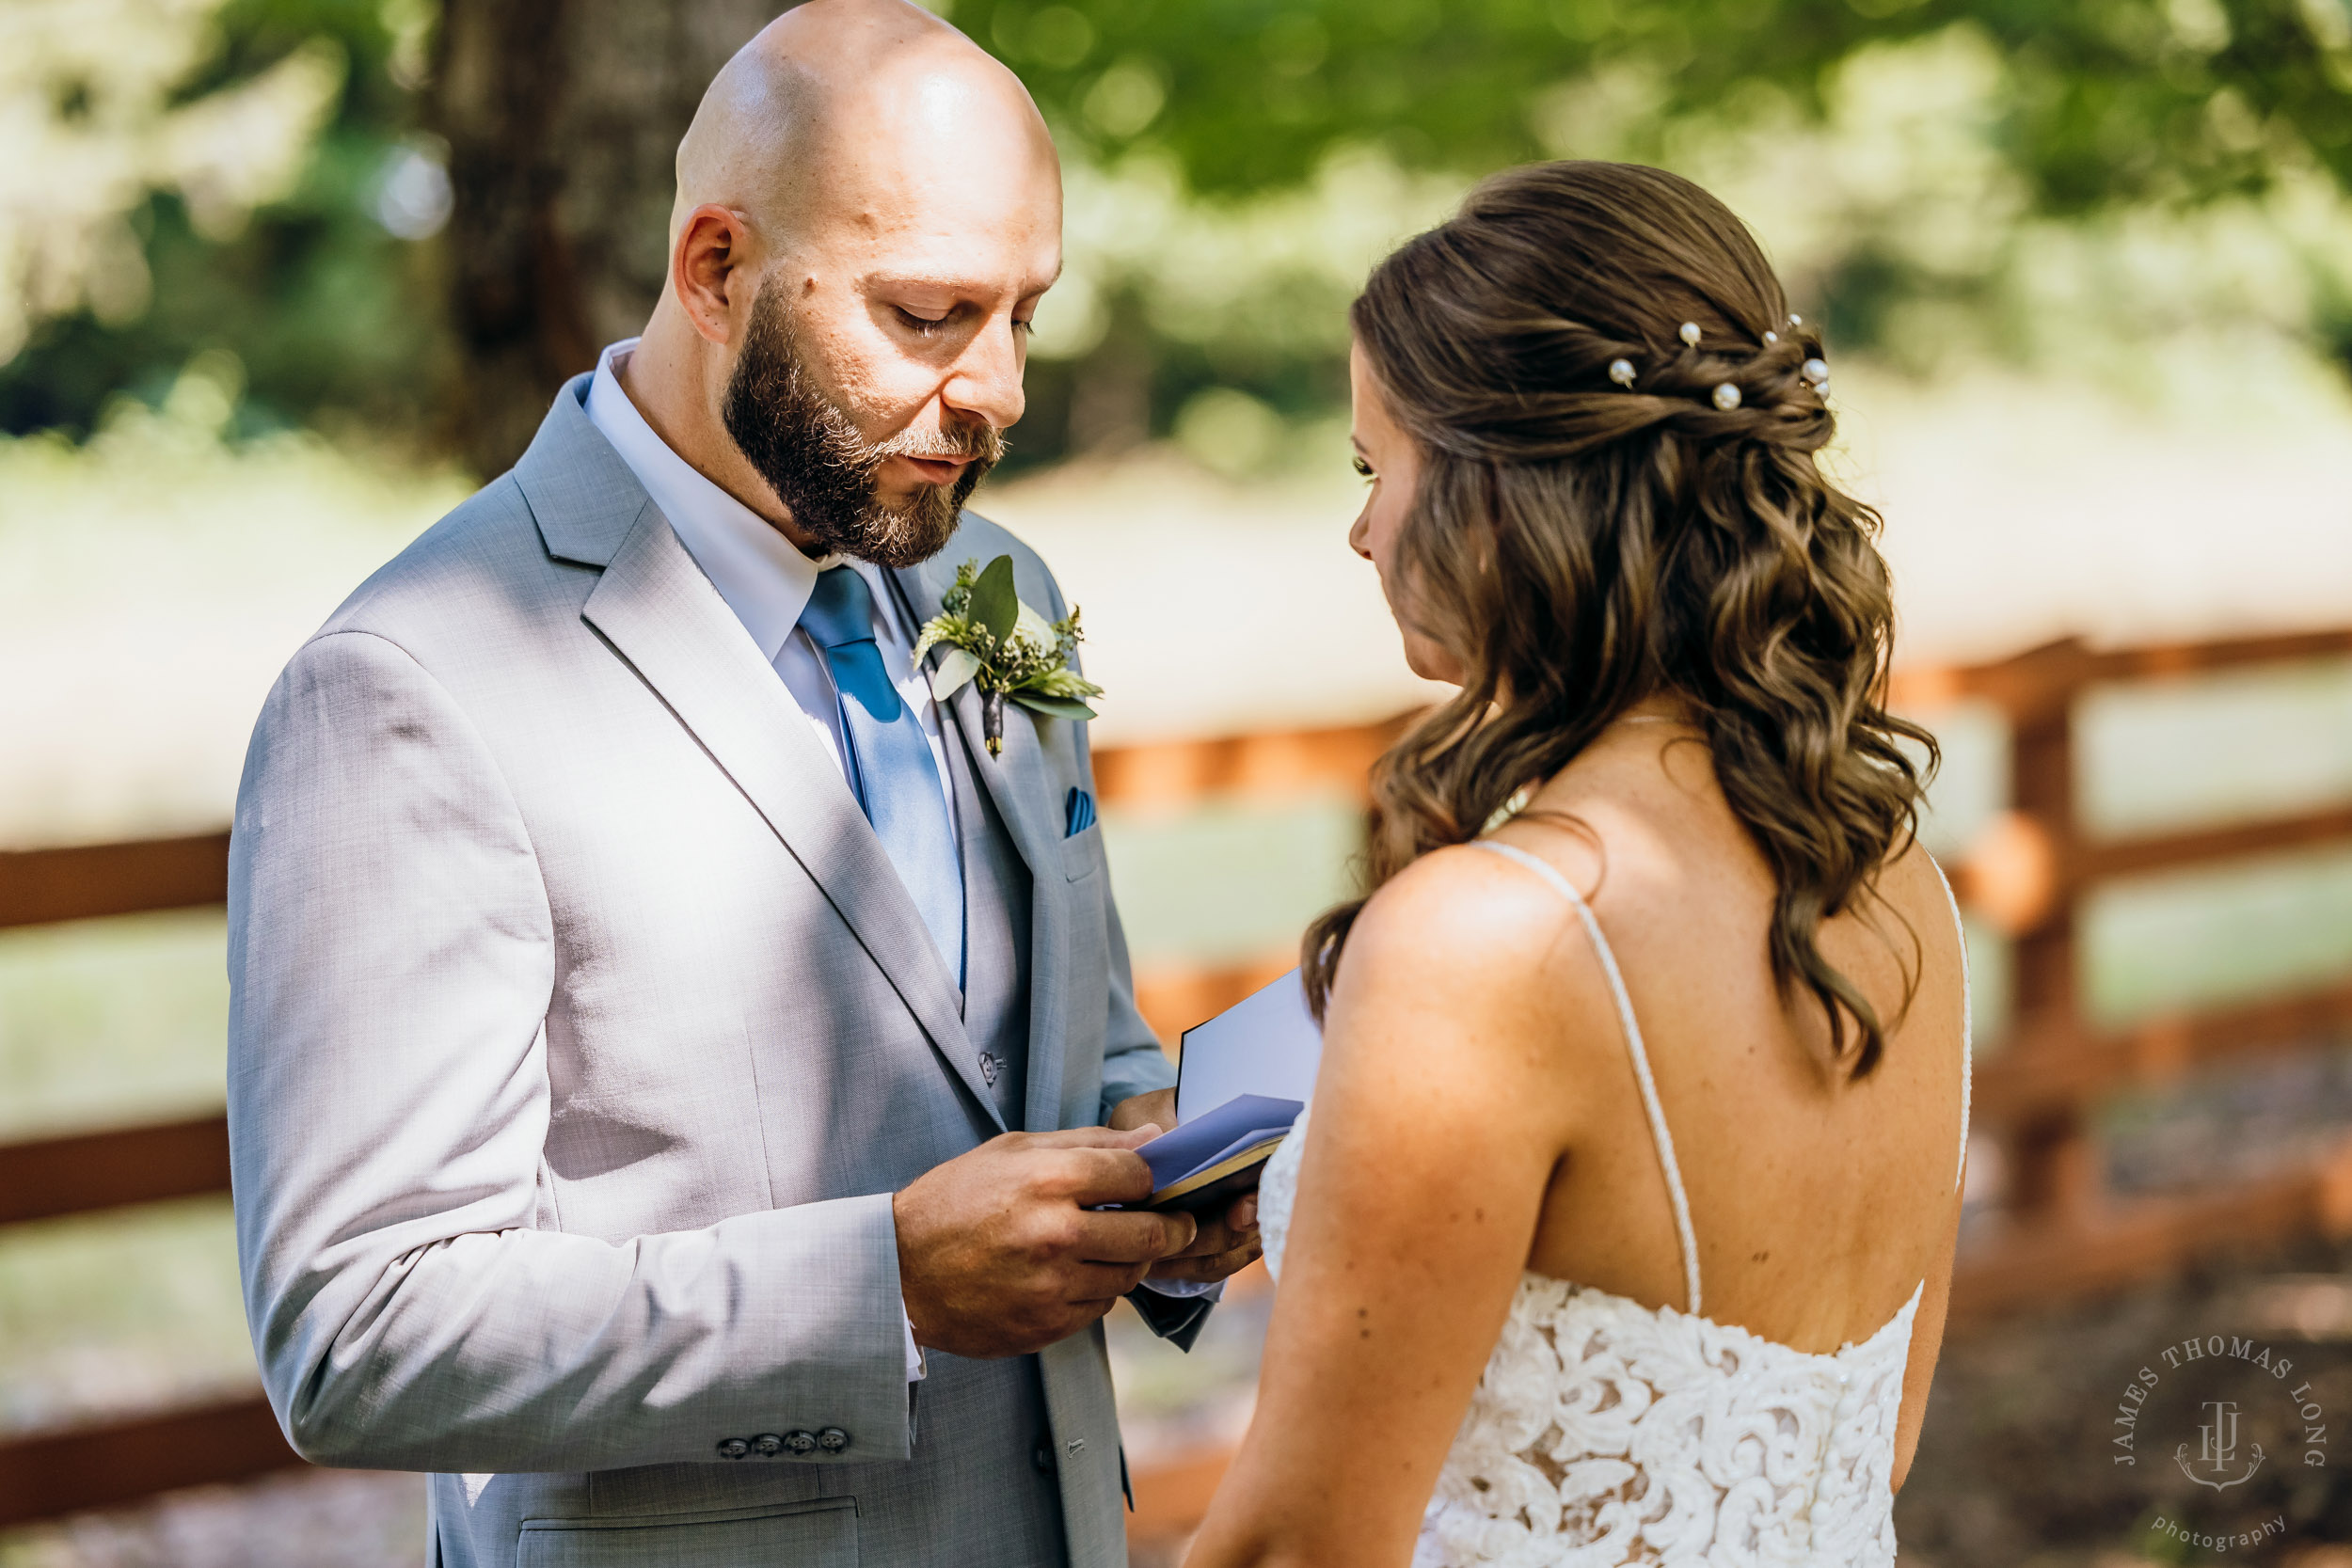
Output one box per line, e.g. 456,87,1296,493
942,701,1035,1130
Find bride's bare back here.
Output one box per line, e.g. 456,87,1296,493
1509,716,1966,1362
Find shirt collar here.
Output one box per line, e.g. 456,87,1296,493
582,338,837,663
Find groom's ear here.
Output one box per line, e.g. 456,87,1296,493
673,202,758,346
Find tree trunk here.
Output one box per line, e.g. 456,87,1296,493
429,0,786,477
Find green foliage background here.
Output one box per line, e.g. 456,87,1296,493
7,0,2352,461
0,0,445,442
966,0,2352,207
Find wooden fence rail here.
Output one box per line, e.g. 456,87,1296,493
0,832,231,932
8,632,2352,1543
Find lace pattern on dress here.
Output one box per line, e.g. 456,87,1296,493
1261,1117,1910,1568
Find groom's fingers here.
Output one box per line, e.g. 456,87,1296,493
1069,1207,1195,1263
1024,1125,1162,1152
1167,1193,1261,1259
1065,1259,1158,1299
1034,1144,1159,1210
1147,1235,1263,1286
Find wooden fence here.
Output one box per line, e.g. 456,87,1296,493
8,630,2352,1543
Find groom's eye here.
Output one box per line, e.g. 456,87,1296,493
894,306,951,336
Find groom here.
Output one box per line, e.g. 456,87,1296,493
225,4,1257,1564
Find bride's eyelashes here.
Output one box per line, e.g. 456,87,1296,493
1352,454,1375,480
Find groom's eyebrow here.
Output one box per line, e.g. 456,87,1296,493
866,264,1065,298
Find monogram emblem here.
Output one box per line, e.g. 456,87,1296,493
2177,1399,2265,1492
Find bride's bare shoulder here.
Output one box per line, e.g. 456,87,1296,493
1330,836,1614,1026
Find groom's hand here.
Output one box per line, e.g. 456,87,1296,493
1108,1090,1264,1289
894,1128,1197,1359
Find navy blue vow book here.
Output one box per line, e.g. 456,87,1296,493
1134,970,1325,1212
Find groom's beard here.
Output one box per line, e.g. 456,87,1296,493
723,282,1004,569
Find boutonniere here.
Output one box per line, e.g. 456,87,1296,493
913,554,1104,757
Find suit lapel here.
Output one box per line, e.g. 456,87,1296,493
582,506,1009,1133
894,550,1073,1134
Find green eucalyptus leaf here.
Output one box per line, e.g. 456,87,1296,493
970,554,1019,642
929,646,981,701
1010,693,1098,722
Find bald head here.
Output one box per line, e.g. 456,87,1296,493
621,0,1062,564
675,0,1057,248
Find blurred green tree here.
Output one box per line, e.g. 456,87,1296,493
426,0,777,477
960,0,2352,209
960,0,2352,466
0,0,454,443
7,0,2352,468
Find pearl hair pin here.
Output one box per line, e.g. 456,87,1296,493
1597,314,1821,407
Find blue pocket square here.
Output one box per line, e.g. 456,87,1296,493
1065,787,1096,836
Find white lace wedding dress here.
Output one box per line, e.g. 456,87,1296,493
1257,840,1970,1567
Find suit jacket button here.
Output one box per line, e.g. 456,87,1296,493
783,1430,818,1456
817,1427,850,1454
716,1437,750,1460
751,1433,784,1458
1032,1441,1057,1476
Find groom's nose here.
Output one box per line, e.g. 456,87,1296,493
939,313,1027,434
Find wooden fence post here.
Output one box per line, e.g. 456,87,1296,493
1991,640,2101,1227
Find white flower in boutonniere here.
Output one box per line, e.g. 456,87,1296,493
912,554,1104,758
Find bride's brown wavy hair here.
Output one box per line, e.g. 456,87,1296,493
1302,160,1936,1077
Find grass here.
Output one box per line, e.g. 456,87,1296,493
0,1198,252,1432
0,911,228,1142
1103,792,1364,968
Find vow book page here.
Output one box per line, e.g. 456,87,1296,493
1175,968,1323,1124
1135,969,1325,1211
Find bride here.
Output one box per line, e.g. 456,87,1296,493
1183,161,1969,1568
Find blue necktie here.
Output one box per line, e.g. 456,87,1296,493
798,567,965,986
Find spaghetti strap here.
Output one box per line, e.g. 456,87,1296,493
1925,852,1974,1192
1470,839,1704,1317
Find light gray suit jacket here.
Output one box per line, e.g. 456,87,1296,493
227,380,1200,1567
